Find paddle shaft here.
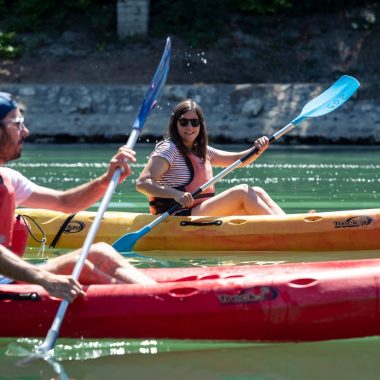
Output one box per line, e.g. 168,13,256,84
38,37,171,354
195,123,296,193
37,129,140,352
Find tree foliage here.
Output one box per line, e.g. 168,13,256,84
150,0,230,46
0,0,115,33
232,0,291,14
0,0,378,56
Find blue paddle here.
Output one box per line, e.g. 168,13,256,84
34,37,171,357
113,74,360,254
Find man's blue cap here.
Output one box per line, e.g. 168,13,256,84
0,92,18,121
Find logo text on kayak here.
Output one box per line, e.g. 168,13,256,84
334,216,373,228
63,221,85,234
217,286,278,305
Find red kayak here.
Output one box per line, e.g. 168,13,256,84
1,258,380,342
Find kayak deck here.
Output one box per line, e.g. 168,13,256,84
16,208,380,252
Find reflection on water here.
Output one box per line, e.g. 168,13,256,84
2,336,380,380
25,246,380,267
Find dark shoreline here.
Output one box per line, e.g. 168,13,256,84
25,134,380,145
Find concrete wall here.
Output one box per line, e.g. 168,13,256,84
3,83,380,144
117,0,150,38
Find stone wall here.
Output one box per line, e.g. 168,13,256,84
3,83,380,144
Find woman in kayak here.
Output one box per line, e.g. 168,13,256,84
136,99,285,216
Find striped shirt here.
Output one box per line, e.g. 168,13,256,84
151,140,216,187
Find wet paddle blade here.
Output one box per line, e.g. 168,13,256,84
133,37,171,130
293,75,360,124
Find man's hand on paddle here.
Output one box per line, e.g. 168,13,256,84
107,145,137,183
39,273,85,303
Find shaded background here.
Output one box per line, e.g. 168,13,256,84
0,0,379,87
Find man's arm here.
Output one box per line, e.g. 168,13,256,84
21,145,136,213
0,244,84,302
22,174,110,213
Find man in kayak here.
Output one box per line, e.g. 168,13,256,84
0,91,155,301
137,99,285,216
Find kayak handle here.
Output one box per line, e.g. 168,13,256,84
0,292,40,301
180,220,223,227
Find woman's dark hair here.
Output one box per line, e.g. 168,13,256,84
166,99,208,161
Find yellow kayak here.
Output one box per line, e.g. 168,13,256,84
16,207,380,252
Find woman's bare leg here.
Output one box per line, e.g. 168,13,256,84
193,184,285,216
254,186,285,215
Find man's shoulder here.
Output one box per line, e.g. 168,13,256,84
0,167,20,178
1,167,32,186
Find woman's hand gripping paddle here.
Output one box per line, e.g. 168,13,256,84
32,37,171,359
113,74,360,254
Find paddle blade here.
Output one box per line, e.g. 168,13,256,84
133,37,171,130
112,226,151,252
293,75,360,124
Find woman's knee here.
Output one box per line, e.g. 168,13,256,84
228,184,264,202
230,184,250,196
232,184,266,198
251,186,268,198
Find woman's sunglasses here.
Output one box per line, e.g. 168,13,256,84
178,117,201,127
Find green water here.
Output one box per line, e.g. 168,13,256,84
2,143,380,379
8,143,380,214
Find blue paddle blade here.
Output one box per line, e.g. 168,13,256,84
133,37,171,130
113,226,151,252
292,75,360,125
